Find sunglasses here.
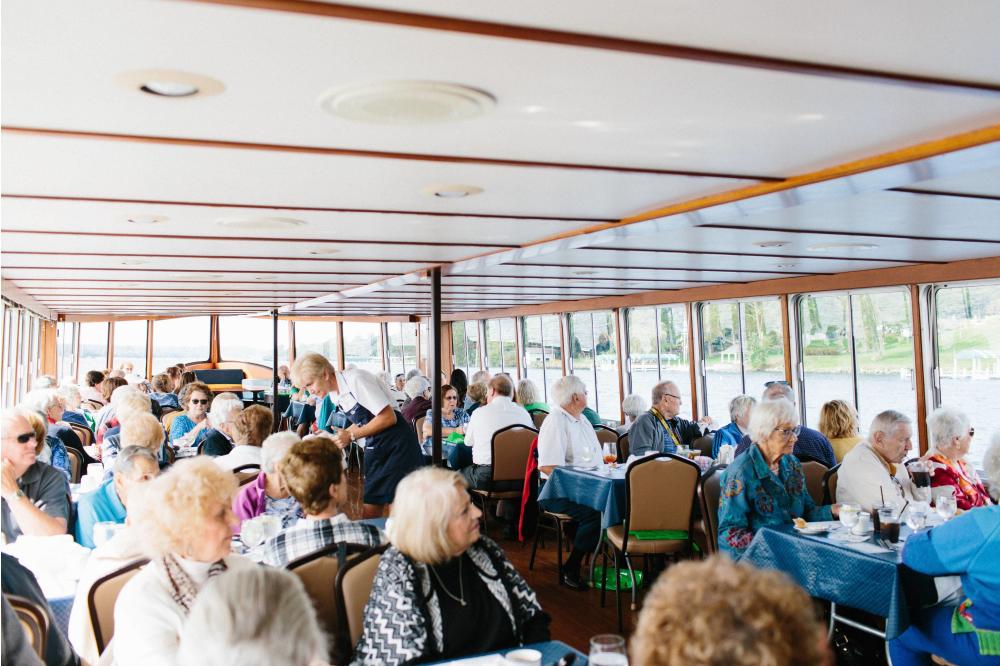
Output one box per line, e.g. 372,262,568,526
190,398,210,405
969,428,975,437
14,432,36,444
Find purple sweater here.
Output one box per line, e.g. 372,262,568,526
233,472,268,531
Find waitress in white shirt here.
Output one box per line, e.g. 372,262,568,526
291,353,423,518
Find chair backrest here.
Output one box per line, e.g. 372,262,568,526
335,545,387,661
413,416,426,438
624,453,700,540
490,424,538,482
594,425,618,446
65,446,84,483
289,542,370,642
81,399,103,412
162,410,181,431
823,463,841,505
692,434,714,457
617,432,630,462
233,464,261,486
70,423,93,447
530,410,548,429
7,594,48,659
698,464,728,553
88,558,148,653
800,460,830,506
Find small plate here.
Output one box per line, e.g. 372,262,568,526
794,524,829,535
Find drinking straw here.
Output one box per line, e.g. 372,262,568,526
900,500,909,517
880,487,886,507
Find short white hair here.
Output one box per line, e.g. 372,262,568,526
868,410,912,441
32,375,56,389
729,395,757,422
551,375,586,408
389,467,468,565
110,385,141,406
261,431,300,474
20,389,62,414
747,399,798,445
761,382,795,404
405,369,422,381
622,393,648,420
470,370,491,384
404,375,430,399
209,393,244,428
178,566,327,666
57,383,82,403
927,406,971,452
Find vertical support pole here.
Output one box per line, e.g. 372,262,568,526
272,310,280,433
909,284,929,454
431,269,443,466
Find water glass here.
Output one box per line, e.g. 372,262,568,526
935,496,957,521
838,504,860,530
86,462,105,478
589,634,628,666
93,521,118,547
905,502,929,530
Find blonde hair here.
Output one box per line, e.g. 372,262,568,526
130,457,237,557
115,391,152,423
231,405,273,447
631,556,827,666
120,412,166,452
20,409,48,455
388,467,468,565
290,353,334,389
818,400,858,440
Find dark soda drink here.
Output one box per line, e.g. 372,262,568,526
911,470,931,488
880,519,900,543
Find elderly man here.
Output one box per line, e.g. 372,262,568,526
74,446,159,548
735,382,836,467
836,410,915,511
537,375,602,590
1,409,70,542
630,381,707,458
198,393,244,456
712,394,756,458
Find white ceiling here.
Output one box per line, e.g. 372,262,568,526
1,0,998,317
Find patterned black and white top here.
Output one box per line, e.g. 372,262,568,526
352,536,547,665
257,514,385,568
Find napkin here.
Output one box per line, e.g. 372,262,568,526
3,534,91,597
717,445,735,464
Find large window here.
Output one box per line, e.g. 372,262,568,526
219,316,289,368
626,304,691,413
151,316,211,372
78,322,109,381
451,321,481,378
112,320,148,375
2,307,18,406
933,281,1000,469
56,321,78,383
386,322,418,377
797,289,917,444
343,322,382,372
568,311,619,420
484,318,518,378
521,315,562,402
294,321,340,363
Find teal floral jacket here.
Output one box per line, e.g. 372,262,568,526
718,444,832,559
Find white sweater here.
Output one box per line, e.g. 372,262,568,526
836,441,914,511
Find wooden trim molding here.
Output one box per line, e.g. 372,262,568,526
779,294,793,384
614,308,626,423
909,284,930,454
686,301,699,420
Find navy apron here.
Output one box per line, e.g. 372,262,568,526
342,394,424,505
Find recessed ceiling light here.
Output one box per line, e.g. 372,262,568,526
754,240,790,249
127,214,168,225
309,248,341,255
216,216,307,231
807,242,879,252
116,69,224,98
422,184,484,199
319,81,495,125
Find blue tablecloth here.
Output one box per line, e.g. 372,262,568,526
742,525,925,639
426,639,586,665
48,594,73,635
537,465,626,530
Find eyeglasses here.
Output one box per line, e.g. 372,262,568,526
445,396,458,400
14,432,36,444
773,425,802,439
190,399,209,405
664,393,681,400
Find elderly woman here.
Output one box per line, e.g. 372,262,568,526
422,384,469,444
355,467,550,663
22,388,86,457
631,555,831,666
465,381,488,417
148,373,181,410
924,406,992,510
213,404,272,471
74,446,159,548
618,393,648,434
233,431,302,529
176,370,197,394
102,391,156,464
56,383,92,429
819,399,863,462
517,378,550,414
712,394,756,458
113,458,254,666
170,381,212,446
292,353,422,519
81,369,108,405
177,566,328,666
717,399,835,560
401,374,432,424
1,409,70,542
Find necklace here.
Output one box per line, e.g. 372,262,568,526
428,557,466,607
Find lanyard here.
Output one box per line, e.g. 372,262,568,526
649,408,681,447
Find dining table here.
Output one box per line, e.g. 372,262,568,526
425,639,587,665
537,464,627,531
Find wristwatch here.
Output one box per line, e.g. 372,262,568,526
349,430,357,443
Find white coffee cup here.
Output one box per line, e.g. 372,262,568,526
505,649,542,666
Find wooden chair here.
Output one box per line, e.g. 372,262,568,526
65,446,84,483
692,434,714,458
7,594,48,659
594,425,619,447
88,558,148,654
233,464,261,486
469,424,537,535
81,399,104,412
335,545,387,662
70,423,94,447
413,416,426,439
617,432,630,463
288,541,370,656
161,410,182,432
530,410,548,430
698,464,728,554
823,463,841,505
600,453,700,631
800,460,830,506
